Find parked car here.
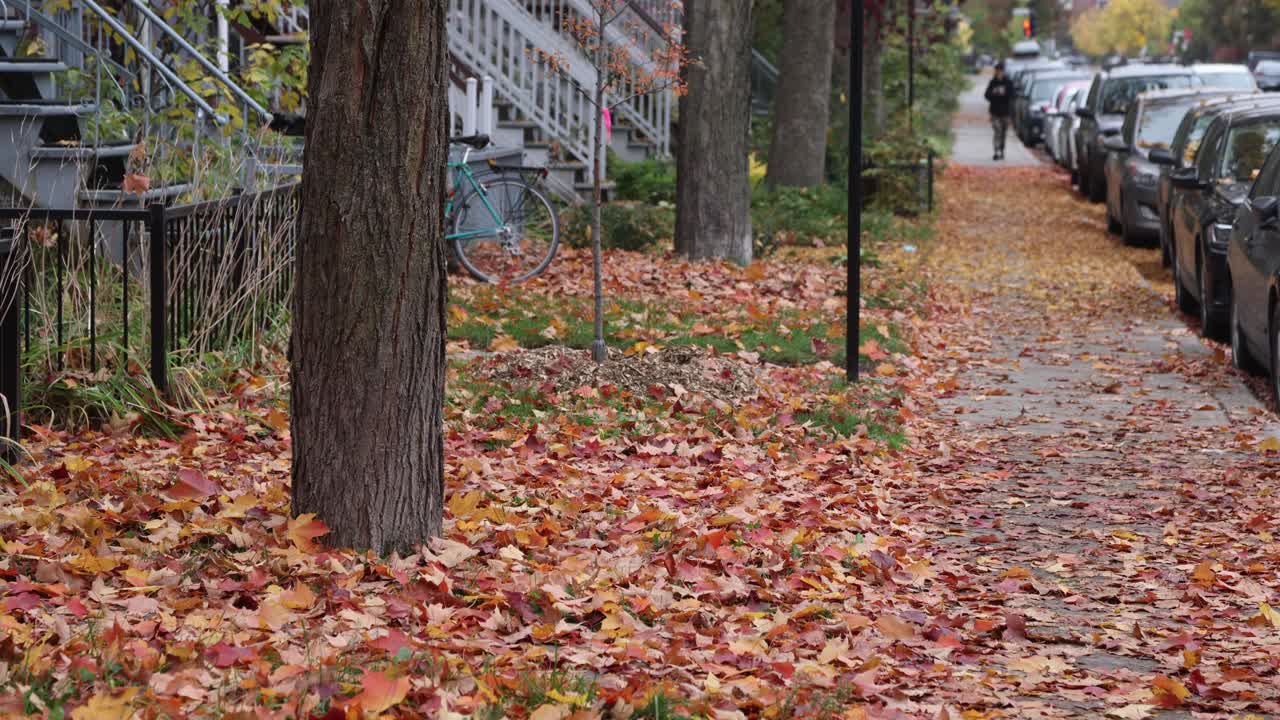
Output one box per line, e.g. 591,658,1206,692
1058,88,1089,181
1225,140,1280,395
1103,89,1240,245
1047,82,1090,165
1020,71,1091,145
1075,64,1197,203
1255,60,1280,91
1152,94,1271,266
1168,106,1280,338
1012,62,1069,138
1193,63,1260,91
1247,50,1280,72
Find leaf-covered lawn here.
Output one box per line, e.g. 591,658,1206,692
5,166,1278,719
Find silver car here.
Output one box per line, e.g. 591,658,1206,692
1056,87,1087,176
1046,82,1089,164
1193,63,1259,92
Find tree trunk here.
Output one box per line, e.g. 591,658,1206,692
291,0,449,555
676,0,754,264
766,0,836,187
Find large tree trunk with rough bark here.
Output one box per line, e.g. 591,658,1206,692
675,0,754,264
767,0,836,187
291,0,449,555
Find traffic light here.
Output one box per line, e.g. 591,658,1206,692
1023,17,1031,37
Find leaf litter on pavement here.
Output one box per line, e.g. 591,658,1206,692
2,165,1279,719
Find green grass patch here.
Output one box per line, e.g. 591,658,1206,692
476,669,599,720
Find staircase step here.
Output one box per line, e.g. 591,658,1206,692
0,58,66,73
29,141,135,160
0,58,66,102
80,183,193,205
264,33,307,46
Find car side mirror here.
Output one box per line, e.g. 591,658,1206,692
1076,107,1096,119
1255,195,1280,227
1149,147,1175,165
1170,167,1204,189
1103,135,1128,152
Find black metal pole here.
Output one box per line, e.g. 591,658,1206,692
148,203,169,396
848,0,863,382
1,231,20,460
907,0,914,133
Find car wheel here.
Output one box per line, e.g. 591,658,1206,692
1199,256,1227,340
1087,165,1106,203
1270,302,1280,406
1174,252,1197,315
1232,293,1262,374
1159,219,1172,267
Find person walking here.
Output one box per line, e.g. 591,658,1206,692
985,62,1015,161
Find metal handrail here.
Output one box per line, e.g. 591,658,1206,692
7,0,135,83
75,0,224,123
128,0,273,122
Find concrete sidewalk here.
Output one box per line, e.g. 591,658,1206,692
951,75,1042,167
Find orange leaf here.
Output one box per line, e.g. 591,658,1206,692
1152,675,1190,707
286,514,329,553
280,582,317,610
122,172,151,195
1191,561,1216,585
353,669,410,713
168,468,219,501
875,614,915,641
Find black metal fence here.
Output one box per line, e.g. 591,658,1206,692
863,151,937,215
0,184,298,453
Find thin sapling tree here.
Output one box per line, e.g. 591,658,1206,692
534,0,689,363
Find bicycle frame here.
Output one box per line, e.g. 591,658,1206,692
445,146,506,243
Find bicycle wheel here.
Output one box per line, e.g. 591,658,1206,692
452,178,560,283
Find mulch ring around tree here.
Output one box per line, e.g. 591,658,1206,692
474,344,759,402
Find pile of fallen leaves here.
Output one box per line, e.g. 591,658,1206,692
474,344,759,402
7,163,1276,719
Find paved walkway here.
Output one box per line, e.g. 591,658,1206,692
951,74,1042,167
904,98,1280,717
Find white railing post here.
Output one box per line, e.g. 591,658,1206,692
480,75,494,135
216,0,229,73
464,77,478,135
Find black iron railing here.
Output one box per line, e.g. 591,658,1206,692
863,151,936,214
0,184,298,452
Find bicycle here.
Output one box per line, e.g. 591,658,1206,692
447,134,560,283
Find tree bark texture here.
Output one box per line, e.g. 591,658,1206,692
863,5,885,139
766,0,836,187
675,0,754,264
291,0,449,555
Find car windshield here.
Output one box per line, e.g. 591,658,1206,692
1182,112,1219,165
1258,61,1280,73
1198,72,1256,89
1137,101,1198,150
1032,78,1071,102
1219,119,1280,182
1101,76,1193,114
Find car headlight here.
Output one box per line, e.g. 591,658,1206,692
1209,222,1233,251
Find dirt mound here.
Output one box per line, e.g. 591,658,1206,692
476,344,758,402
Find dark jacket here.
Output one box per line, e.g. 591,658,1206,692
985,76,1014,117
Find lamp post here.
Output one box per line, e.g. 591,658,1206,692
848,0,863,382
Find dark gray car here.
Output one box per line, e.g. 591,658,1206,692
1103,89,1240,245
1076,64,1198,204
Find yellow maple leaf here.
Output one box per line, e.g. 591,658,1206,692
1260,602,1280,628
71,688,138,720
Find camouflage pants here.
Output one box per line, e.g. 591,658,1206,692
992,115,1009,154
